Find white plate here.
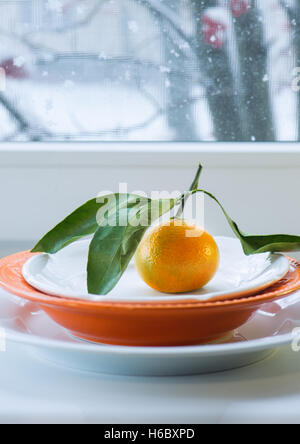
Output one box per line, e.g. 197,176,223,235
22,237,290,302
1,288,299,376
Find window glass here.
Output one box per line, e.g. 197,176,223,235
0,0,299,142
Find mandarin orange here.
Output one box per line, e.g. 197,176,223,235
134,219,220,293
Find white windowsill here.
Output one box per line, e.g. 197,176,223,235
0,142,300,167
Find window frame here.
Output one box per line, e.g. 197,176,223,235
1,142,300,168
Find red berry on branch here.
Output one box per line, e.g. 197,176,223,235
0,58,27,79
231,0,250,18
202,15,227,49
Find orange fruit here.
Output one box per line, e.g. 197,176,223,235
135,219,220,294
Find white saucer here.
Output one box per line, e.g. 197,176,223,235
22,237,289,302
1,288,299,376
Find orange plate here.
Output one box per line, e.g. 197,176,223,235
0,252,300,347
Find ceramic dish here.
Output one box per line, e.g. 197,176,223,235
0,251,299,346
0,287,300,375
22,237,290,303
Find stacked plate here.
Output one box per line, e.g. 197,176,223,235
0,236,299,375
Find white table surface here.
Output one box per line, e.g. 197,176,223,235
0,341,300,424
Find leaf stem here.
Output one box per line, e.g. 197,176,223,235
176,164,203,218
189,164,203,192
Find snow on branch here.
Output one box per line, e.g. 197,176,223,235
137,0,197,55
0,92,52,141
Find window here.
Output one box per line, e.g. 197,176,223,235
0,0,299,142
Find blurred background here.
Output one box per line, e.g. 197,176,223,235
0,0,299,142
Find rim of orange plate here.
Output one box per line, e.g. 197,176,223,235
0,251,299,310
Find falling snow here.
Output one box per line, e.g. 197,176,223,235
128,20,139,33
46,0,63,14
13,56,26,68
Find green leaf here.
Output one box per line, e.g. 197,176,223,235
87,197,176,295
193,189,300,255
31,193,144,254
